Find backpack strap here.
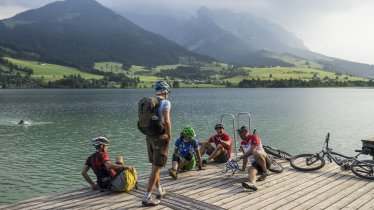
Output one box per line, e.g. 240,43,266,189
153,96,163,116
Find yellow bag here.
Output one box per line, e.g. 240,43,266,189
111,168,137,192
124,168,137,192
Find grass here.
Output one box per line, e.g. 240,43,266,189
94,62,125,74
5,57,103,81
3,58,368,86
223,66,366,84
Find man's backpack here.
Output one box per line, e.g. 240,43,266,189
137,97,165,135
110,168,138,192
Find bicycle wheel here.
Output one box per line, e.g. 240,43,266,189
264,145,292,161
290,153,325,171
351,160,374,180
269,159,284,173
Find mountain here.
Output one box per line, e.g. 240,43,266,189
125,7,374,78
125,7,306,66
0,0,211,69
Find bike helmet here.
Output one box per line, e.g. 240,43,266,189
214,123,224,130
92,137,109,147
183,126,196,138
154,80,171,95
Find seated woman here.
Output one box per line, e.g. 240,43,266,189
168,126,203,179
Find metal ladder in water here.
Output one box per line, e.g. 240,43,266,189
220,112,251,156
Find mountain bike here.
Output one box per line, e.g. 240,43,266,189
290,133,374,180
263,145,292,161
251,128,292,161
223,157,284,175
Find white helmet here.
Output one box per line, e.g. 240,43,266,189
92,137,109,147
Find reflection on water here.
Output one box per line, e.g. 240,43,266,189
1,88,374,205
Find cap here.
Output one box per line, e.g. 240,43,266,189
215,123,224,130
237,126,249,133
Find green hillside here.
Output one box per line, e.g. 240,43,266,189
94,61,366,88
5,57,103,81
1,57,370,88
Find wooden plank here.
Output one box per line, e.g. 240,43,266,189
281,175,355,209
2,161,373,210
328,179,374,209
200,169,301,204
0,187,90,210
358,197,374,210
196,166,298,200
343,187,374,210
254,169,349,209
37,190,111,210
308,177,370,210
215,166,332,208
220,163,338,209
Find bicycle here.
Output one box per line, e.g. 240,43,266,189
290,133,374,180
223,157,284,175
263,145,292,161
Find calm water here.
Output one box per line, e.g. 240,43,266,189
1,88,374,205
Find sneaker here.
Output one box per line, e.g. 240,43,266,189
202,159,214,165
242,182,258,191
154,187,166,199
257,172,268,181
168,168,178,179
141,194,160,206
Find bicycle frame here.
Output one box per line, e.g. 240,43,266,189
317,133,363,169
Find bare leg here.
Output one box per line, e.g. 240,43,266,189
172,161,179,171
147,165,161,193
116,156,124,164
199,142,213,155
207,144,224,160
248,166,258,184
178,159,188,170
253,151,270,174
242,157,248,171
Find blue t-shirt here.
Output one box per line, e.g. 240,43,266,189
157,97,171,123
175,138,199,157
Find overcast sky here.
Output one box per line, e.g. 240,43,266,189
1,0,374,65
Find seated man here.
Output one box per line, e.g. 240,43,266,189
235,126,270,191
168,126,203,179
199,123,232,164
82,137,134,191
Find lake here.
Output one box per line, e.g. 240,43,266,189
1,88,374,205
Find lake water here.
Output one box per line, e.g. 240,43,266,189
1,88,374,205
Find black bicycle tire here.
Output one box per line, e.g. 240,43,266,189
351,160,374,180
290,153,325,171
264,145,292,161
269,159,284,173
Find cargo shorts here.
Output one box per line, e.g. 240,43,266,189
146,135,169,167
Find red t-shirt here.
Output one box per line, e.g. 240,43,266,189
240,134,262,152
85,151,116,189
208,132,232,157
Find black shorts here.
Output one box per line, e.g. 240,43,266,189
206,146,229,163
251,155,272,173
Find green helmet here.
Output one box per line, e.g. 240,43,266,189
183,126,195,138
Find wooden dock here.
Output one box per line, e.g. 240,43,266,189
1,160,374,210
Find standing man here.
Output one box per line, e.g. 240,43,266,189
142,81,172,206
235,126,270,191
199,123,232,164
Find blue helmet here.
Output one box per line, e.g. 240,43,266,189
154,80,171,95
